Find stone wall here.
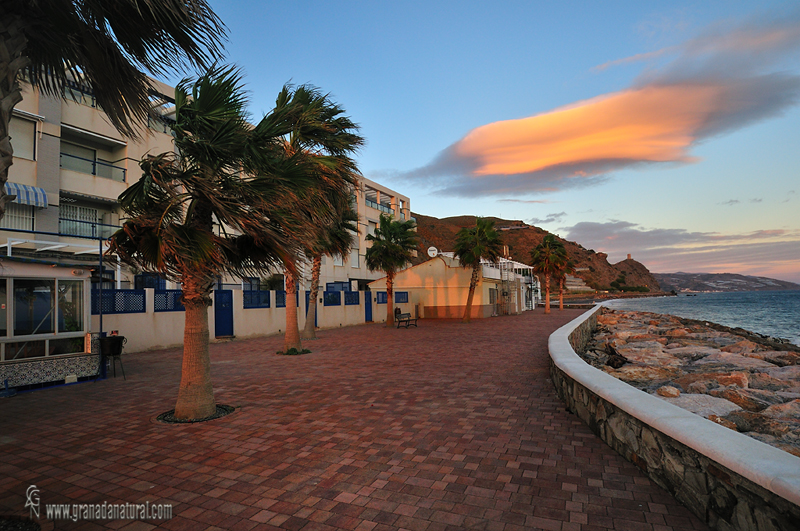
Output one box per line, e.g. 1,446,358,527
549,306,800,531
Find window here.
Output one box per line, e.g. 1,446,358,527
60,141,96,175
350,248,359,268
60,203,98,237
333,255,344,267
9,117,35,160
0,203,34,231
14,279,56,336
58,280,84,333
368,221,377,237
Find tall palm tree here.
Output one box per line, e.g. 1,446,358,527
1,0,225,219
301,198,359,340
108,67,324,421
553,259,576,311
272,86,363,352
453,218,504,323
530,234,568,315
365,213,418,327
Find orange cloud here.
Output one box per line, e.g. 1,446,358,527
454,84,721,177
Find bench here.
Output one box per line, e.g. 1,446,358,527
396,313,418,328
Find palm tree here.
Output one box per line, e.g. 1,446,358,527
1,0,225,219
272,86,363,352
553,259,576,311
108,67,325,421
453,218,504,323
365,213,418,327
301,198,359,340
530,234,568,315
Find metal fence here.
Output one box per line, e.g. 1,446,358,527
91,289,146,315
243,290,271,309
154,290,184,312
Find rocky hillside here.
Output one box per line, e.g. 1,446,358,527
411,213,662,292
654,272,800,292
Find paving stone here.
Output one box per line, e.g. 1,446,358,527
0,309,708,530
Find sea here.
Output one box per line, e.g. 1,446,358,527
605,290,800,347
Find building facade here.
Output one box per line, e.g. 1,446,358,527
1,79,413,385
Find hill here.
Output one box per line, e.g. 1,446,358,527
411,213,662,292
654,272,800,292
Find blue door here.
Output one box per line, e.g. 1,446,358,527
214,290,234,337
365,291,372,322
305,291,317,327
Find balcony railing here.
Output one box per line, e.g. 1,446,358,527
59,218,120,239
365,198,395,215
60,152,126,182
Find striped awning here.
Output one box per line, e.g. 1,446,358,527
4,182,48,208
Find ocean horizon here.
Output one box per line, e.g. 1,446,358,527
605,290,800,347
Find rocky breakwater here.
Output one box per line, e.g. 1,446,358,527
584,308,800,456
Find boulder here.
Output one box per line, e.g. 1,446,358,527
666,346,722,361
657,393,742,418
724,411,794,437
673,372,749,391
708,415,738,430
720,339,762,354
748,372,793,391
761,400,800,420
605,365,684,385
765,366,800,381
744,351,800,367
666,328,691,337
657,386,681,398
709,388,785,412
693,352,777,370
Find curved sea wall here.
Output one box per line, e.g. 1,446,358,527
549,305,800,531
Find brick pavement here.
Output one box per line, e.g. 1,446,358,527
0,309,709,530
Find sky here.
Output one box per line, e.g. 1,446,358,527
165,1,800,283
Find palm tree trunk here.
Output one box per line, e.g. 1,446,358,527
0,14,30,219
463,264,479,323
386,272,394,327
544,274,551,314
559,278,564,310
301,255,321,339
174,279,216,420
283,269,302,352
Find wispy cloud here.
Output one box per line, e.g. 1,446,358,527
497,199,555,204
720,199,740,206
402,14,800,197
750,198,763,203
562,220,800,282
528,212,567,225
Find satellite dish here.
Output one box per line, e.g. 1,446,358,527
427,246,438,258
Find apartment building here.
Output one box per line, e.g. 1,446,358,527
1,78,414,385
307,176,413,293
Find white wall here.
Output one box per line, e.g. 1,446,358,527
91,289,385,353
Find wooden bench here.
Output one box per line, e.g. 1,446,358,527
396,313,418,328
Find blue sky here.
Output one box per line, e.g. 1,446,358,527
165,1,800,282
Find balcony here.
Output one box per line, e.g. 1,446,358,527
59,218,120,239
365,198,394,215
60,152,126,182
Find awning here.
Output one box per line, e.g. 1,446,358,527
4,182,48,208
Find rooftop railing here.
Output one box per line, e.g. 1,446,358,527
365,198,394,215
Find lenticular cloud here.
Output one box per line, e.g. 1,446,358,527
407,15,800,197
